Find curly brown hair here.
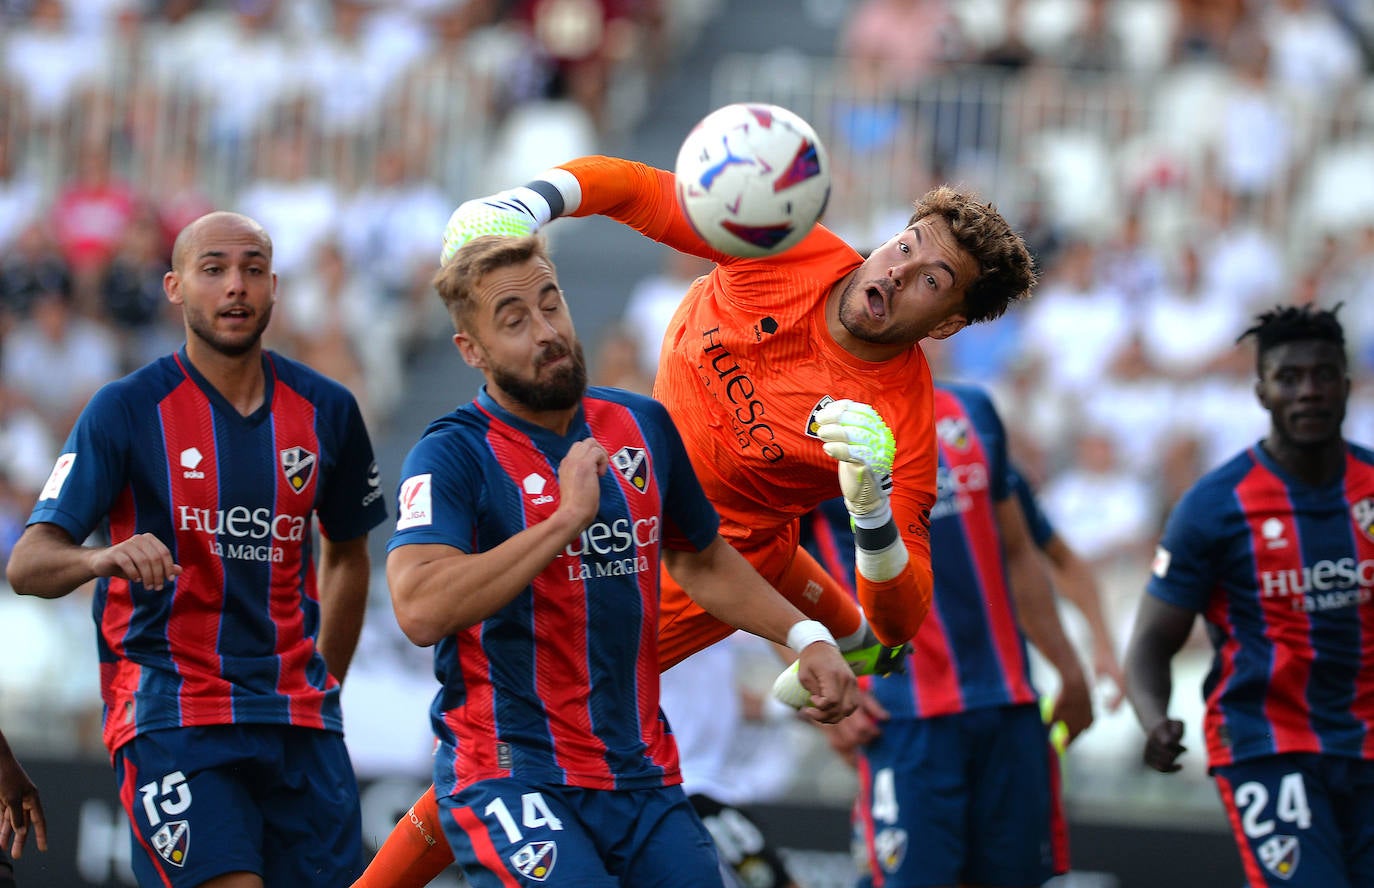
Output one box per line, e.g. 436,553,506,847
909,187,1036,325
431,234,552,331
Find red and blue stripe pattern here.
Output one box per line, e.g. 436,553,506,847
29,348,385,756
1148,443,1374,766
408,387,715,795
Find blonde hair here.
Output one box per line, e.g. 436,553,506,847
431,235,552,331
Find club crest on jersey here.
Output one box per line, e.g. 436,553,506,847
874,826,908,873
151,820,190,868
510,840,556,881
279,446,317,494
610,446,651,494
1257,834,1299,880
936,415,971,450
1351,497,1374,542
805,396,835,438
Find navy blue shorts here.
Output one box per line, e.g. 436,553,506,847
1214,753,1374,887
439,778,723,887
113,724,362,887
853,703,1067,887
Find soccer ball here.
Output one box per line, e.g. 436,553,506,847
674,102,831,258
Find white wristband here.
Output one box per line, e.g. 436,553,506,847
787,619,838,655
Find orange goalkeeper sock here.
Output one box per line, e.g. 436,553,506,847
353,785,455,888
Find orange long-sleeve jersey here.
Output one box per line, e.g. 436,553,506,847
560,156,935,649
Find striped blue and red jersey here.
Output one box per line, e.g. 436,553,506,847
806,382,1037,719
388,386,720,796
27,348,386,756
1147,442,1374,768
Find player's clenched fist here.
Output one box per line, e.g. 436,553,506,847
555,439,609,531
814,399,895,520
440,187,556,265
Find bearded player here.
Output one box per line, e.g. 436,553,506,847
355,153,1035,886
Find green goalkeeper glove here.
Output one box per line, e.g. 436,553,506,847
815,399,907,582
440,188,547,265
815,399,895,522
439,171,583,265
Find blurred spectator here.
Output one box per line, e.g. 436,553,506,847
1196,183,1285,310
338,144,452,348
0,383,57,502
1040,427,1156,571
838,0,960,93
237,133,341,280
1097,203,1166,302
0,132,42,253
99,209,180,370
1138,241,1245,380
49,139,139,310
512,0,654,134
1017,238,1132,395
274,239,384,422
1213,29,1293,205
2,0,111,127
1,288,119,438
0,221,71,332
1262,0,1364,98
1170,0,1245,64
620,250,713,380
1061,0,1125,77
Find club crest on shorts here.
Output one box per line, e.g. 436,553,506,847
1257,834,1299,880
610,446,651,494
151,820,190,868
280,446,317,494
1351,497,1374,542
874,826,908,873
510,840,557,881
805,396,835,438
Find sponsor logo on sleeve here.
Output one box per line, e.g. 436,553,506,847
362,461,383,507
397,474,432,529
39,453,76,500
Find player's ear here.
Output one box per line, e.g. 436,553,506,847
164,270,182,305
1254,378,1268,409
454,332,484,370
927,313,967,341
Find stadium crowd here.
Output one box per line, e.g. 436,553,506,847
1,0,1374,863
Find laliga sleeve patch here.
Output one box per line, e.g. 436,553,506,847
40,452,76,500
397,474,433,529
1151,545,1171,578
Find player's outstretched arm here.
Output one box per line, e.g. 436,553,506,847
662,537,859,723
6,522,181,599
1123,594,1197,773
814,400,930,645
0,729,46,860
995,497,1093,743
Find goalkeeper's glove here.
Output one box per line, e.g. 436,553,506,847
814,399,907,582
815,399,895,521
439,170,582,265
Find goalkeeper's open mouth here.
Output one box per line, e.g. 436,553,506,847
865,285,890,320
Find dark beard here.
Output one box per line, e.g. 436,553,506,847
491,341,588,412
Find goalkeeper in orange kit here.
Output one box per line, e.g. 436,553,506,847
355,155,1036,887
